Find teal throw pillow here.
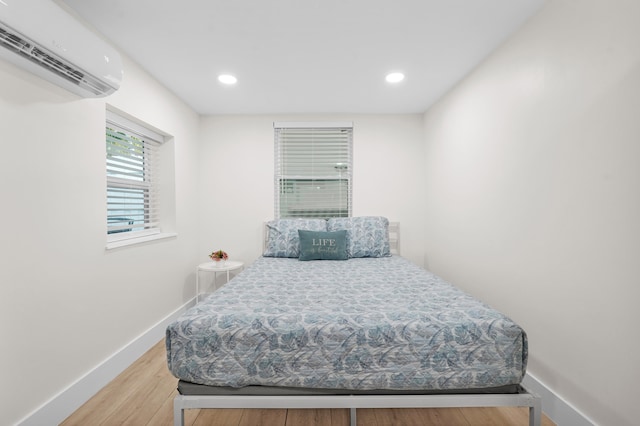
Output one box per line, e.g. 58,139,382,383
298,230,348,261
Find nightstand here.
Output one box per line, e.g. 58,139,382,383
195,260,244,302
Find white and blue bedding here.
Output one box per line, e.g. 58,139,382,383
166,256,527,391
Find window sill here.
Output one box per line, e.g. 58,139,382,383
106,232,177,250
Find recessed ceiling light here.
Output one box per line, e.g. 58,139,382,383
385,72,405,83
218,74,237,85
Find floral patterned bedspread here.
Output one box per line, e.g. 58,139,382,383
166,256,527,390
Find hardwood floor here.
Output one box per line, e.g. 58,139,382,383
62,340,556,426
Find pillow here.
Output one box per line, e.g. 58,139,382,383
263,218,327,258
327,216,391,258
298,230,348,261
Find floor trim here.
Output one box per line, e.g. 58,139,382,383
522,373,596,426
17,298,196,426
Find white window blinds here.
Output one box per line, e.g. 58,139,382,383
106,111,163,239
274,122,353,219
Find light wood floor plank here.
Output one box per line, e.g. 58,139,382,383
145,389,180,426
497,406,557,426
238,408,287,426
100,361,176,425
285,408,348,426
355,408,380,426
372,407,424,426
414,407,470,426
62,339,556,426
330,408,351,426
286,408,330,425
192,408,244,426
459,407,515,426
61,341,167,426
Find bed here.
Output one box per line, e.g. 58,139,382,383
166,217,541,425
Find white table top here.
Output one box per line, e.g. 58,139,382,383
197,260,244,272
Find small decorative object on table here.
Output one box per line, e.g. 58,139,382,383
209,250,228,267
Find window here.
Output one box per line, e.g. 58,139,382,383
274,122,353,219
106,110,165,246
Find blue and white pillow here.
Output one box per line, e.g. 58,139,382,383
263,218,328,258
327,216,391,258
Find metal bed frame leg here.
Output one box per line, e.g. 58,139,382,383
529,395,542,426
174,396,184,426
350,407,357,426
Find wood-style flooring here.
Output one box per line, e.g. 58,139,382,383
61,340,555,426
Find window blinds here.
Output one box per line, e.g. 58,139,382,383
106,111,163,238
274,123,353,219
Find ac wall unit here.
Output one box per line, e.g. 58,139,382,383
0,0,123,97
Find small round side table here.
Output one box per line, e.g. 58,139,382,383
195,260,244,302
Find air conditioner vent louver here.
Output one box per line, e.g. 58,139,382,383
0,0,122,98
0,25,109,96
0,26,30,51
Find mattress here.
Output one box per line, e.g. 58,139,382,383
166,256,528,392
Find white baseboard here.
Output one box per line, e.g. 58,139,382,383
17,298,196,426
523,373,596,426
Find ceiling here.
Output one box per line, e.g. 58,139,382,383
61,0,543,115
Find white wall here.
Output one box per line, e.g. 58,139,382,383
422,0,640,425
198,115,426,267
0,53,201,423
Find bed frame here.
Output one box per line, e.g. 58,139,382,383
174,389,541,426
174,221,541,425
